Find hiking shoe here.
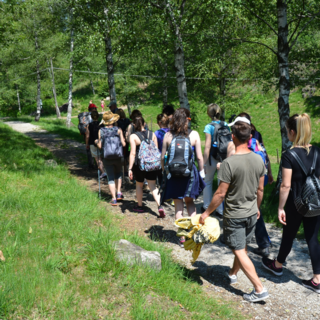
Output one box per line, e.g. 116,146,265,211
302,279,320,294
133,205,144,213
225,271,238,284
110,199,118,206
158,206,166,218
253,246,270,258
243,288,269,302
262,257,283,276
117,193,124,201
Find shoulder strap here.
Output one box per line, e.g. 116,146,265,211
147,130,153,142
210,122,222,143
312,148,318,170
135,131,144,142
290,150,308,176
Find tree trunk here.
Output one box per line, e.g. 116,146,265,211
163,62,168,108
66,27,74,128
104,33,116,103
50,58,60,118
88,67,95,95
34,31,41,122
16,84,21,113
277,0,291,153
174,38,189,110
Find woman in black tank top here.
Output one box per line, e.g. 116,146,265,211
262,113,320,294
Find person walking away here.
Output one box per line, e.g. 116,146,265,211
115,109,131,176
200,115,269,303
101,99,105,112
96,111,126,206
161,108,205,247
108,101,118,113
162,104,175,120
86,110,107,180
202,103,231,215
126,110,149,142
128,116,165,217
155,113,170,186
238,113,273,257
262,113,320,294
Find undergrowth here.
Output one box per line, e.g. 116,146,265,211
0,123,243,319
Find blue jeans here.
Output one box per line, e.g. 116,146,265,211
255,175,271,249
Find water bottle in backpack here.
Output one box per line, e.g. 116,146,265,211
100,127,123,159
165,135,193,179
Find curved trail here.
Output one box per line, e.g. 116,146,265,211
4,120,320,320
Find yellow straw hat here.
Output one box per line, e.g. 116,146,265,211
100,111,120,125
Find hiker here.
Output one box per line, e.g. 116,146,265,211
202,103,231,215
200,115,269,303
108,101,118,113
235,112,273,257
262,113,320,294
88,103,97,112
128,116,165,217
96,111,126,206
101,99,105,112
162,104,175,119
161,108,205,247
115,109,131,176
155,113,170,186
85,110,107,180
126,110,149,142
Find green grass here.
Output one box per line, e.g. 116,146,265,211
0,122,243,319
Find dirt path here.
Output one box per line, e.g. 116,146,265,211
4,120,320,320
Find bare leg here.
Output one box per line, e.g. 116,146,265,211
147,180,160,207
174,199,184,220
314,274,320,283
230,247,248,276
136,181,143,206
184,197,196,217
94,156,105,174
115,179,122,194
108,183,116,200
233,248,264,293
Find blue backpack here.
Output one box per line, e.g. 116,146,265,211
248,138,267,166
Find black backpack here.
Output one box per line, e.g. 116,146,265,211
100,127,123,159
78,112,92,135
165,135,193,178
290,149,320,217
209,122,232,163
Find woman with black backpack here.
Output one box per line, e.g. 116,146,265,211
161,108,205,246
262,113,320,294
96,111,126,206
128,116,165,217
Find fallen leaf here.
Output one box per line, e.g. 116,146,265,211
29,227,32,234
0,250,5,262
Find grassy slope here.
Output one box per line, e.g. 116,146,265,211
0,123,242,319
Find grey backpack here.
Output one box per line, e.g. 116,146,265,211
100,127,123,159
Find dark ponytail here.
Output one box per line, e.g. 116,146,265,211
133,116,145,132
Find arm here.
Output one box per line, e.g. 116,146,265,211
95,130,102,149
118,128,126,147
194,131,204,171
278,168,292,225
199,181,229,224
161,133,169,171
152,132,158,149
267,162,274,184
203,133,211,167
128,135,137,180
85,126,90,150
126,125,132,142
256,175,265,219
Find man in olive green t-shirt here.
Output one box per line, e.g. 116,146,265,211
200,116,268,303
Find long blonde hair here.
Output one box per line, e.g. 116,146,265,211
286,113,312,153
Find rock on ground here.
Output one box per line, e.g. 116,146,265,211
113,239,161,271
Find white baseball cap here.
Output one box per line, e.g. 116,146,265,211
228,116,251,127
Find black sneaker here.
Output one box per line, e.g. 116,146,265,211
253,246,270,258
133,205,144,213
262,257,283,276
302,279,320,294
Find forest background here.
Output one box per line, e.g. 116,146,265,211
1,0,320,161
